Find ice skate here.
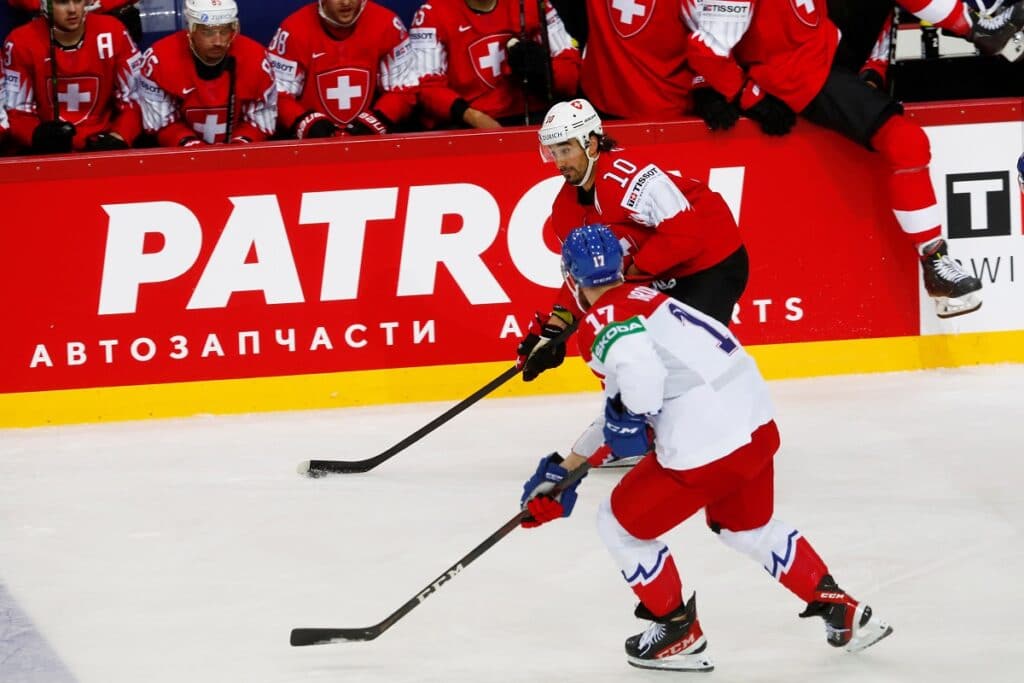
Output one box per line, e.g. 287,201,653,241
625,594,714,672
920,239,983,318
799,575,893,653
969,1,1024,62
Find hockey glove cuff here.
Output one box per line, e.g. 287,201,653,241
84,131,129,151
347,110,391,136
294,111,339,139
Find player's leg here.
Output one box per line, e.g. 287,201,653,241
658,245,749,328
706,422,893,652
802,68,982,318
597,455,717,671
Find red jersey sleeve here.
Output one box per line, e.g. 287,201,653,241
372,12,417,125
409,3,461,123
680,0,753,99
267,12,312,131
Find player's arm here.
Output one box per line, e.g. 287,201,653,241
136,48,197,146
266,21,327,138
370,16,417,131
543,0,580,97
231,53,278,143
860,11,893,89
680,0,753,102
105,28,144,145
3,34,45,149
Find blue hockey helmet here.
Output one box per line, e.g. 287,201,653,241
561,224,624,288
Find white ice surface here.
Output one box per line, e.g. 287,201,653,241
1,366,1023,682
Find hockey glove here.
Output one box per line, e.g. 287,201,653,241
517,307,574,382
32,120,76,154
692,88,740,131
520,453,585,528
294,111,340,139
743,94,796,136
179,136,204,147
603,394,652,459
506,37,550,95
346,110,390,136
84,132,129,151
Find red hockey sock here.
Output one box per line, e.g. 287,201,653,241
777,537,830,604
900,0,972,36
630,554,684,618
872,115,942,247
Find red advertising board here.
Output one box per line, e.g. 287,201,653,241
2,112,946,395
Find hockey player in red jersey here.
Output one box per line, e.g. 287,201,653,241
268,0,418,139
517,98,747,394
518,224,893,671
682,0,983,319
550,0,694,120
2,0,143,154
409,0,580,128
137,0,277,147
8,0,144,43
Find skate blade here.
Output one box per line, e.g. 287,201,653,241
935,293,982,319
599,455,643,469
846,611,894,653
1000,31,1024,62
627,652,714,672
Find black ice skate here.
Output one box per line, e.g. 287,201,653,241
798,575,893,653
920,239,983,318
969,1,1024,62
625,594,714,672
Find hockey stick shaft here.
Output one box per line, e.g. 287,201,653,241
47,1,59,121
518,0,530,125
536,0,553,103
223,55,237,143
301,320,579,476
290,450,604,646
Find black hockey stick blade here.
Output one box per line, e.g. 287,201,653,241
290,458,594,646
298,320,579,477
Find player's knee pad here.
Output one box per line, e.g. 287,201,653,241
716,517,798,567
872,115,931,171
597,498,673,583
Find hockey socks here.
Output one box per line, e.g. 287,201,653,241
871,115,943,248
716,519,829,603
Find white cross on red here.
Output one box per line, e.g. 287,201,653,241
194,114,226,143
612,0,646,24
57,83,92,112
478,41,505,78
326,75,362,111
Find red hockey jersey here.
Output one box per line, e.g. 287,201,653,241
580,0,694,119
268,2,417,130
410,0,579,124
137,31,277,146
681,0,839,112
3,14,143,149
548,148,742,316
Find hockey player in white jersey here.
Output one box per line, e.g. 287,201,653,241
518,224,893,671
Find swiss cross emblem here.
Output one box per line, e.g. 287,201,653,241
184,107,229,143
315,67,371,124
469,33,513,89
607,0,654,39
48,76,99,124
790,0,820,28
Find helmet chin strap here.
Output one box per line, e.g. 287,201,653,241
572,149,599,188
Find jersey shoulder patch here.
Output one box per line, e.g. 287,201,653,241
592,315,646,363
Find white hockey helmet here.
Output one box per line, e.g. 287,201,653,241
538,99,603,155
184,0,239,28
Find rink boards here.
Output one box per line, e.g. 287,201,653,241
2,99,1022,427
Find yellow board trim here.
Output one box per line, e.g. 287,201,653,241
3,330,1023,428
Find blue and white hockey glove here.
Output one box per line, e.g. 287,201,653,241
603,394,653,459
520,453,584,528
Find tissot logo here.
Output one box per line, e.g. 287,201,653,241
946,171,1012,239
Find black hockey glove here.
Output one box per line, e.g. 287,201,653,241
293,111,340,139
517,307,574,382
346,110,390,136
743,94,796,136
84,132,130,151
32,120,76,154
506,38,550,94
692,88,740,131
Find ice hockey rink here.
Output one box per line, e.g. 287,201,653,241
1,365,1022,683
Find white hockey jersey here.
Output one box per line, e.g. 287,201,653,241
576,284,774,470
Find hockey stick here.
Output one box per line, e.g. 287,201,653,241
298,319,580,477
46,0,59,122
536,0,554,104
517,0,530,125
222,55,237,143
290,448,606,646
